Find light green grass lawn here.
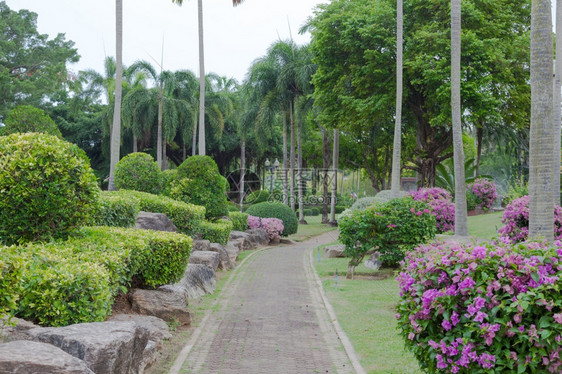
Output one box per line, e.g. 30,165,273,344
289,214,337,242
467,211,503,240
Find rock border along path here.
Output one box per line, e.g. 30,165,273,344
169,231,363,374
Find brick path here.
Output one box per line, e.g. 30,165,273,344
177,231,354,374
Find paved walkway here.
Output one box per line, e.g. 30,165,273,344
175,231,355,374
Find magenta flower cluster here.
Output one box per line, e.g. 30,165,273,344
409,188,455,233
498,195,562,243
247,215,284,242
395,239,562,373
468,178,498,210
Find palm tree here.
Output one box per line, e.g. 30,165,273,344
529,0,554,240
329,129,339,224
171,0,244,156
390,0,403,198
554,0,562,206
108,0,123,191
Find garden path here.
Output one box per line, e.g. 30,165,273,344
170,230,357,374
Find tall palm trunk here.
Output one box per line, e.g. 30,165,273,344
322,127,330,224
296,98,306,223
329,129,339,224
391,0,403,197
162,143,168,170
451,0,468,236
289,101,296,212
197,0,206,155
529,0,554,240
239,137,246,211
282,110,288,205
157,87,163,169
108,0,123,191
192,111,197,156
554,0,562,206
133,135,138,153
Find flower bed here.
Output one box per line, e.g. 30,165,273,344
248,215,284,242
409,188,455,233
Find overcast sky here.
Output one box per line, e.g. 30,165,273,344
6,0,327,83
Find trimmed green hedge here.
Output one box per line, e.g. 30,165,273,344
0,246,25,320
246,202,298,236
106,190,205,236
199,220,233,245
92,193,140,228
115,152,162,194
229,212,248,231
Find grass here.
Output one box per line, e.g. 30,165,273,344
467,211,503,240
289,214,337,242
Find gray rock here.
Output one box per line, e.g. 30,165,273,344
0,340,94,374
324,244,346,258
365,252,382,271
140,340,157,373
160,264,216,300
189,251,220,272
225,241,242,262
209,243,234,270
28,321,148,374
0,317,37,342
192,239,211,252
130,289,191,326
135,211,177,232
246,228,269,246
108,314,171,347
229,231,256,250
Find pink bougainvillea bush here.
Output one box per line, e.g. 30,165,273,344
468,178,498,210
396,240,562,373
410,188,455,233
247,215,284,242
498,195,562,243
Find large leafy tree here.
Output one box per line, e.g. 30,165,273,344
0,1,79,118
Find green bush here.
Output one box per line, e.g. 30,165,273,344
199,220,233,245
0,105,62,137
246,190,270,204
466,189,477,211
246,202,298,236
0,133,99,245
107,190,205,236
115,152,162,194
170,156,228,219
0,246,25,320
350,196,377,211
339,197,436,268
227,201,239,212
160,169,177,196
92,193,140,228
229,212,249,231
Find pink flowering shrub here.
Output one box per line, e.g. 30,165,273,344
498,196,562,243
409,188,455,233
247,215,284,242
468,178,498,210
396,240,562,373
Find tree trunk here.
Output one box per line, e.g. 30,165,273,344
529,0,554,240
197,0,206,156
297,98,306,223
476,125,483,177
192,114,197,156
451,0,468,236
133,134,138,153
329,129,339,224
322,127,330,224
282,110,289,205
554,0,562,206
289,101,296,212
162,142,168,170
239,137,245,211
391,0,403,198
157,87,163,169
182,142,186,161
108,0,123,191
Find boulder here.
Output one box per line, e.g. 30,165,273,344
192,239,211,252
364,252,382,271
209,243,234,270
108,314,171,347
229,231,256,250
246,228,269,246
160,264,216,300
0,340,94,374
135,211,177,232
324,244,346,258
189,251,220,272
225,241,242,262
28,321,149,374
130,289,191,326
140,340,157,373
0,317,37,342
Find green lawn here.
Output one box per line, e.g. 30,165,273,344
288,214,337,242
467,211,503,240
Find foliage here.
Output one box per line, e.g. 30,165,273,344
396,240,562,373
374,190,408,204
246,202,298,236
159,169,177,196
498,196,562,243
436,158,492,195
92,193,140,228
106,190,205,236
198,220,233,245
171,156,228,219
228,211,248,231
0,133,99,245
247,215,284,242
410,188,455,233
338,197,436,268
468,178,498,210
115,152,162,194
466,190,478,211
0,105,62,137
350,197,378,211
0,246,25,320
246,189,270,204
505,176,529,204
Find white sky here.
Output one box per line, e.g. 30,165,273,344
5,0,327,83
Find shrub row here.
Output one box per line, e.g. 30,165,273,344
198,220,233,245
228,212,249,231
1,226,192,327
92,193,140,228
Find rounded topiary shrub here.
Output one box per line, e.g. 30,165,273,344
115,152,162,194
0,105,62,138
396,240,562,373
170,155,228,219
245,202,298,236
0,133,99,244
245,190,270,204
350,196,377,211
